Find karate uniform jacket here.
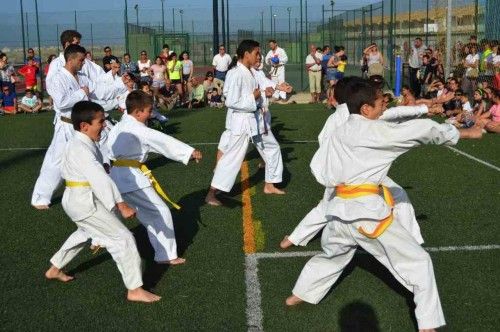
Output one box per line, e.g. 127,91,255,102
264,47,288,77
61,131,123,221
107,114,195,194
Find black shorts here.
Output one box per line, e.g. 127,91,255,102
171,79,181,85
182,74,190,82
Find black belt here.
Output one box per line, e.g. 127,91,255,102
60,116,72,124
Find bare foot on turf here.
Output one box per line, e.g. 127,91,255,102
205,191,223,206
45,266,74,282
285,295,304,306
158,258,186,265
33,204,49,210
280,236,293,249
127,288,161,303
264,183,285,195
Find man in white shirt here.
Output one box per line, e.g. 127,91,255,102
305,44,323,103
45,100,161,303
409,37,426,98
205,40,285,207
107,90,202,265
265,39,288,101
212,44,232,82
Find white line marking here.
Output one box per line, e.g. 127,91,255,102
245,254,264,332
446,146,500,172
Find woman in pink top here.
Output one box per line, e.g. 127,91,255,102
150,56,166,95
484,89,500,133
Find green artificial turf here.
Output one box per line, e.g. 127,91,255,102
0,104,498,331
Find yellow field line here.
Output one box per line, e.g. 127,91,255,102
241,161,256,254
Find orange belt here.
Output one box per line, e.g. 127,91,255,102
335,184,395,239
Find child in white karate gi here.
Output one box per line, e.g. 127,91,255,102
286,78,482,332
107,90,202,265
45,101,160,303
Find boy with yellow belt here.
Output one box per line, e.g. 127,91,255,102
286,78,482,332
107,90,202,265
46,101,160,303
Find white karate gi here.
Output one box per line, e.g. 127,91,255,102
50,131,143,290
46,52,104,89
107,114,194,262
211,62,283,192
289,104,430,246
292,113,459,330
31,68,93,206
265,47,288,100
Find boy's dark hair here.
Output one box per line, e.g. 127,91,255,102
322,45,330,52
137,81,150,90
340,54,347,61
64,44,86,62
334,76,355,104
104,46,111,51
236,40,260,59
60,30,82,48
268,39,277,44
163,44,170,49
27,56,34,61
25,89,33,94
126,90,153,114
423,54,430,59
343,77,379,114
71,101,104,131
123,53,131,57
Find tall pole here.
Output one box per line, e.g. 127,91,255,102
161,0,165,45
330,1,334,45
180,10,184,34
134,4,139,26
389,0,394,85
212,0,219,56
408,0,411,49
295,18,298,62
273,15,277,39
34,0,43,97
381,1,385,63
425,0,429,46
370,4,373,44
26,12,30,48
445,0,452,78
300,0,303,90
270,6,273,38
172,8,175,34
124,0,129,53
226,0,230,53
260,11,264,47
20,0,26,62
221,0,226,47
56,24,60,53
305,0,309,49
474,0,478,36
288,8,292,46
191,20,195,52
321,5,325,47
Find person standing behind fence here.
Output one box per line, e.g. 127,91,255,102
305,45,323,104
409,37,426,98
265,39,288,101
321,46,332,93
462,45,480,102
363,43,384,78
212,44,232,82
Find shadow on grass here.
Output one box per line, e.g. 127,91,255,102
339,301,380,332
0,149,46,169
327,253,417,331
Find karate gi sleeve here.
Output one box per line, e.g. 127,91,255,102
279,49,288,65
71,148,123,211
142,127,195,165
376,119,460,153
379,104,428,122
51,78,87,111
264,51,272,65
45,59,63,96
224,74,257,112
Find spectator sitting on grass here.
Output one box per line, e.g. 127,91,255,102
0,85,17,115
484,88,500,133
208,87,223,108
19,89,42,114
138,81,169,128
401,85,416,106
157,79,179,111
187,77,205,109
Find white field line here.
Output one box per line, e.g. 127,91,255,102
445,146,500,172
244,244,499,331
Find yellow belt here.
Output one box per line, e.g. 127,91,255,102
112,159,181,210
65,180,90,187
335,184,395,239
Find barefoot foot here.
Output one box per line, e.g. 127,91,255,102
158,258,186,265
45,266,74,282
205,191,223,206
280,236,293,249
127,287,161,303
264,183,286,195
33,204,49,210
285,295,304,306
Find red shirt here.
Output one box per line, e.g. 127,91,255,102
18,64,37,87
